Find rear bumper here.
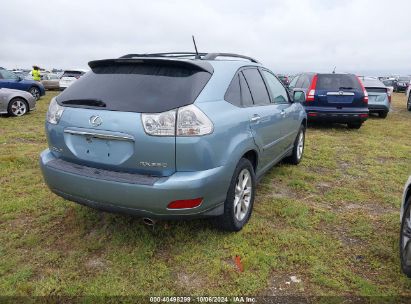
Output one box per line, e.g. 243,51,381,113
304,106,369,123
39,149,230,219
368,104,390,113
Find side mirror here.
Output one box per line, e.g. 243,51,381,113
293,90,306,103
17,76,22,82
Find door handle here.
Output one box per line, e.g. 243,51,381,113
250,115,261,123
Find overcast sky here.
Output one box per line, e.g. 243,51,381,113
1,0,410,75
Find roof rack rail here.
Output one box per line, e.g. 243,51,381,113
203,53,260,63
119,52,260,63
120,52,207,59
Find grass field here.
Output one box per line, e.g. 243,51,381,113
1,91,411,297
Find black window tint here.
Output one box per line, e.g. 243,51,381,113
261,70,289,104
63,71,84,77
242,68,270,105
317,74,362,91
57,63,212,113
239,72,253,106
225,74,241,106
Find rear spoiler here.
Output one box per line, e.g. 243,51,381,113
88,58,214,74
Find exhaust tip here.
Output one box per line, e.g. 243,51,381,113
142,217,156,226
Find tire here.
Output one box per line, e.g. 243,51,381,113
29,86,40,100
407,94,411,111
215,158,256,232
285,124,305,165
347,122,362,129
7,98,28,117
400,197,411,278
379,111,388,118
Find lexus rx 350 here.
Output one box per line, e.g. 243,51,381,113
40,52,307,231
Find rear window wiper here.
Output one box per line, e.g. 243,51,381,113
339,87,353,90
61,99,106,107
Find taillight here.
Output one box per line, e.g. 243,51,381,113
306,74,318,102
356,76,368,104
141,104,214,137
387,91,392,103
167,198,203,209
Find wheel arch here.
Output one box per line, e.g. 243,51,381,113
241,149,258,172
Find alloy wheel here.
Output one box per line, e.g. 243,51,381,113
29,87,40,100
10,100,27,116
234,169,252,221
297,131,304,160
402,207,411,267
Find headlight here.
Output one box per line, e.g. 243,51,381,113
141,105,213,137
46,97,64,124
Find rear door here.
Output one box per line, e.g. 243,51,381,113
241,68,284,169
315,74,364,108
52,60,212,177
260,69,299,151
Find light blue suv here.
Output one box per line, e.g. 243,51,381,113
40,52,307,231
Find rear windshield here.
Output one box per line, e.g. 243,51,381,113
57,63,212,113
62,71,84,77
317,74,362,91
363,79,384,88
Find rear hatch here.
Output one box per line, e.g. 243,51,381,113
60,71,84,87
51,59,212,177
366,87,388,104
313,74,365,108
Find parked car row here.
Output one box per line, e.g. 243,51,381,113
0,67,87,116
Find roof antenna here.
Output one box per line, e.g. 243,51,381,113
192,35,200,59
332,66,336,74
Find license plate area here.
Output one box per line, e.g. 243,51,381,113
64,129,134,165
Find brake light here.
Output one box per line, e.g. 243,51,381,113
142,104,214,137
306,74,318,102
387,90,392,103
167,198,203,209
356,76,368,104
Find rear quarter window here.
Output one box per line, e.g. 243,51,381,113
317,74,361,91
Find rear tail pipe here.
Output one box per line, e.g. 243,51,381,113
142,217,156,226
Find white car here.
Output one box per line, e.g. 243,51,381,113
400,176,411,277
59,69,87,90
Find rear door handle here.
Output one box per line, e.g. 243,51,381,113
250,115,261,123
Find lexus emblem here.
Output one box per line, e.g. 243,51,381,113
339,91,344,95
89,115,102,127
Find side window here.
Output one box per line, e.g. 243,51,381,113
0,70,18,80
295,75,305,89
289,75,298,89
300,75,310,89
261,70,289,104
242,68,270,105
239,72,254,106
224,74,241,107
